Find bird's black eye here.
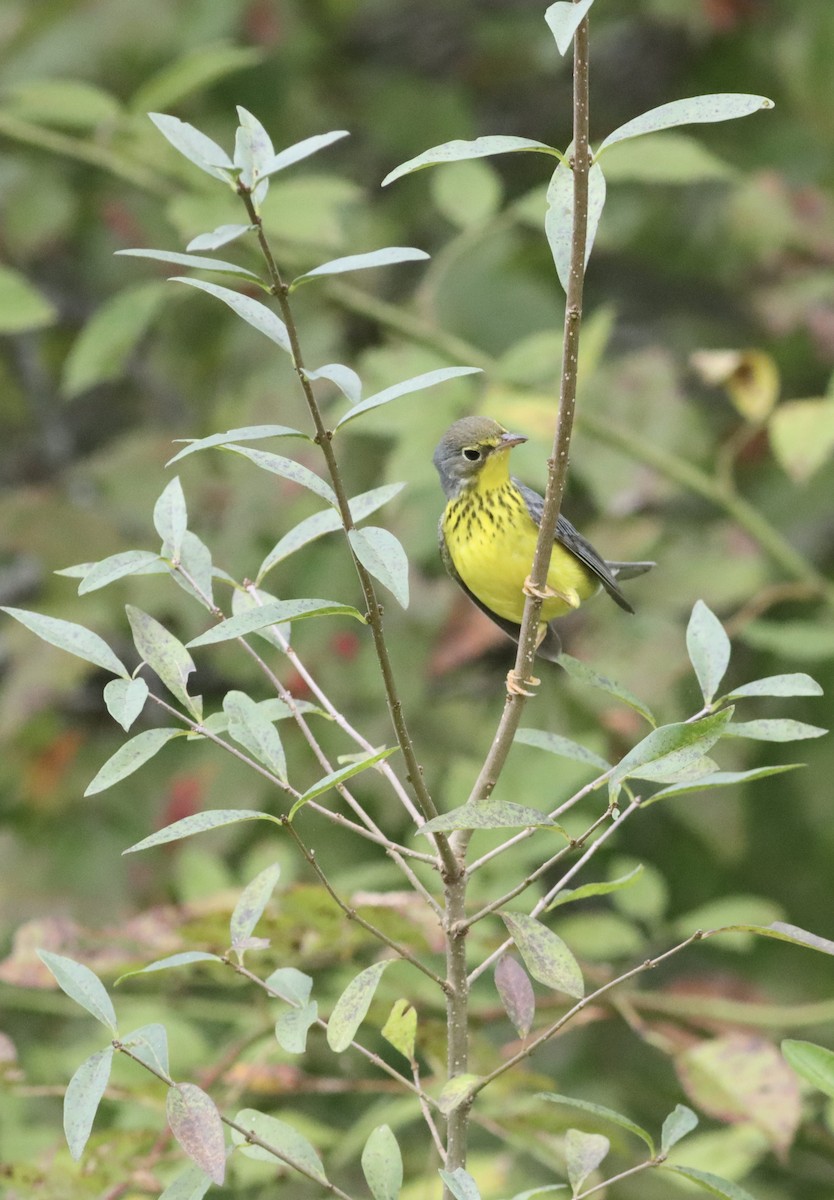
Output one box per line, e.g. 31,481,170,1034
462,447,481,461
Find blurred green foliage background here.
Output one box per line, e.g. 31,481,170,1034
1,1,833,1197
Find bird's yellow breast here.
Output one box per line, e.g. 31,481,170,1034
442,458,598,624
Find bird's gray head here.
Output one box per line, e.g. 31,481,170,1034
432,416,527,500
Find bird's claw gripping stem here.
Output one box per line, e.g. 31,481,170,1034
506,669,541,697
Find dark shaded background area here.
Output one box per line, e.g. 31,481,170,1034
1,1,833,1196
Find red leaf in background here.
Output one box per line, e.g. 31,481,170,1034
702,0,759,31
160,772,205,828
167,1083,226,1184
495,954,535,1039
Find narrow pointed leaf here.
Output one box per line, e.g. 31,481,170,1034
566,1128,609,1194
687,600,731,704
167,1083,226,1185
188,599,364,647
231,1109,327,1179
382,137,561,187
187,223,253,251
663,1166,758,1200
642,764,803,805
84,728,183,796
172,277,291,352
291,247,429,290
539,1093,655,1155
438,1168,481,1200
115,952,221,984
175,530,214,608
230,862,281,949
348,526,409,608
362,1125,403,1200
116,247,262,283
545,159,606,293
260,130,349,179
235,105,274,196
661,1104,699,1152
557,653,655,725
501,913,584,998
723,673,823,700
127,605,198,715
381,999,417,1062
548,866,644,910
723,719,826,742
545,0,596,55
597,94,774,156
420,800,559,835
149,113,234,182
167,424,305,465
124,809,277,853
303,362,362,403
495,955,535,1038
706,921,834,958
228,585,292,650
77,550,162,594
223,444,337,506
326,960,391,1052
275,1001,318,1053
103,677,149,731
336,366,482,429
64,1046,113,1159
223,691,287,780
290,747,396,817
37,951,117,1031
121,1023,170,1077
153,477,188,559
2,607,128,678
782,1040,834,1100
265,966,313,1005
609,710,732,794
515,728,610,771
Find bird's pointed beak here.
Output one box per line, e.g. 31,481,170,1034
499,432,527,449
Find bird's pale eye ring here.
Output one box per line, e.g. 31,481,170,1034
462,447,481,461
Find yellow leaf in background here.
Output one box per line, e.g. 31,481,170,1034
768,397,834,483
691,348,780,423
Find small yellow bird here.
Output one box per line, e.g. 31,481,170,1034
433,416,653,678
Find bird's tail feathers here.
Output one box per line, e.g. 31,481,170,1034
606,560,655,581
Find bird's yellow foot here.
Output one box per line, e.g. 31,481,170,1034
522,575,577,607
506,669,541,697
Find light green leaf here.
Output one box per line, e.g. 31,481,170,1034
599,132,735,183
230,862,281,950
124,809,277,853
362,1125,403,1200
153,477,188,559
275,1001,318,1053
167,1084,226,1185
610,710,732,798
545,0,595,55
335,366,481,429
514,728,610,771
289,747,396,818
37,951,117,1031
172,277,290,351
723,673,823,700
326,961,391,1052
84,728,183,796
121,1023,170,1077
234,105,274,201
186,223,253,252
501,913,584,998
438,1076,481,1116
175,530,214,608
507,1186,567,1200
223,690,287,780
769,396,834,483
302,361,362,403
77,550,162,594
231,1109,327,1179
663,1165,759,1200
381,999,417,1062
0,264,57,333
2,607,128,678
547,865,643,911
705,921,834,958
687,600,731,704
431,158,503,230
260,130,350,179
782,1040,834,1100
439,1167,481,1200
167,423,305,465
116,247,263,284
5,78,121,129
420,800,559,836
642,764,803,806
566,1128,609,1195
539,1093,655,1155
157,1163,213,1200
382,136,561,187
132,44,262,113
291,247,428,290
265,966,313,1005
228,585,291,651
223,444,337,506
545,159,606,294
63,281,167,397
103,677,149,732
127,605,198,716
188,598,365,647
557,653,656,725
740,619,834,662
348,526,409,608
149,113,234,183
115,952,221,984
661,1105,699,1153
723,719,827,742
64,1047,113,1160
674,897,783,951
597,94,774,156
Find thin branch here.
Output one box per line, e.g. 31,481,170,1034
573,1158,660,1199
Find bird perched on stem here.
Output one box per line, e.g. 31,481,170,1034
433,416,653,690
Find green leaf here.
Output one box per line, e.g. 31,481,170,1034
768,396,834,484
501,913,584,999
687,600,731,705
289,747,396,818
547,865,644,911
188,598,365,647
438,1075,481,1116
538,1093,655,1155
706,921,834,958
157,1163,213,1200
723,719,827,742
77,550,162,594
326,961,391,1052
167,423,305,465
382,136,561,187
381,999,417,1062
187,223,253,252
64,1047,113,1160
610,710,733,796
260,130,350,179
545,0,596,55
740,618,834,662
566,1128,609,1195
302,361,363,404
115,952,221,984
348,526,409,608
84,728,183,796
120,1023,170,1077
431,158,503,230
37,951,117,1031
597,94,774,156
176,531,214,608
275,1001,318,1053
420,800,559,835
642,764,803,806
723,673,823,700
227,585,291,651
782,1040,834,1100
674,897,783,950
124,809,277,853
514,728,610,772
167,1084,226,1185
0,263,57,332
599,132,735,183
223,444,337,506
116,247,263,284
661,1105,699,1153
153,477,188,559
5,78,121,129
439,1167,481,1200
265,966,313,1006
132,43,262,113
103,677,149,732
362,1125,403,1200
545,159,606,294
172,277,290,352
495,955,535,1038
335,366,481,429
223,690,287,780
62,281,167,397
663,1165,759,1200
149,113,234,183
234,105,274,202
231,1109,327,1180
557,653,656,725
291,246,428,290
230,862,281,952
2,606,129,678
127,605,199,716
